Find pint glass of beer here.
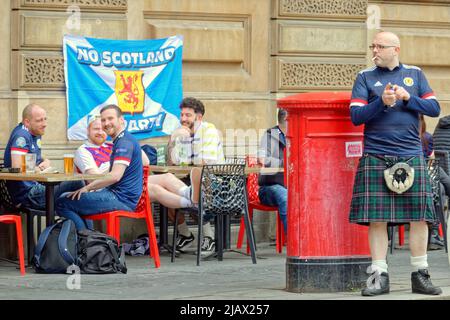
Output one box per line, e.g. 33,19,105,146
64,154,74,174
21,154,26,173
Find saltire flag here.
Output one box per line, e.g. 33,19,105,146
63,35,183,140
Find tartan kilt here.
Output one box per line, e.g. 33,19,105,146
349,154,437,225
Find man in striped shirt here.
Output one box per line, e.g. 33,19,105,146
168,97,224,166
167,97,225,257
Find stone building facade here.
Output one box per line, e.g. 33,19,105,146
0,0,449,251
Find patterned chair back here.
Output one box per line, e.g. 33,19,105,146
199,163,247,217
427,159,440,204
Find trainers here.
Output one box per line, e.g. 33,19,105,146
190,168,202,204
361,272,390,296
429,234,444,250
176,232,195,251
200,236,216,258
411,269,442,295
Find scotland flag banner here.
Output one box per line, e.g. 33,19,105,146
63,35,183,140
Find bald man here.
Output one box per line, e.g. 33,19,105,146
349,31,442,296
4,103,84,211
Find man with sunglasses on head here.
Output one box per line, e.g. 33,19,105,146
74,115,112,175
349,31,441,296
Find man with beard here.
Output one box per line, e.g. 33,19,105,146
168,97,224,166
167,97,225,258
56,104,144,230
74,115,112,175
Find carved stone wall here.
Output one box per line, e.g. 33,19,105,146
12,54,64,89
273,0,368,93
278,0,367,17
11,3,127,90
12,0,127,11
279,62,365,91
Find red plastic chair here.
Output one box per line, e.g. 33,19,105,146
0,215,25,275
236,156,286,254
85,166,160,268
395,224,443,248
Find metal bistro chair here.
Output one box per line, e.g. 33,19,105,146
172,161,257,266
389,158,447,253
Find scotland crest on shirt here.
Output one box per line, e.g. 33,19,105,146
63,35,183,140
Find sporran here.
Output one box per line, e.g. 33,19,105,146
383,161,415,194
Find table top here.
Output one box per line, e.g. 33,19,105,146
149,165,283,176
0,172,107,182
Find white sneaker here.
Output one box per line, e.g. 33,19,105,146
200,236,216,258
176,232,195,252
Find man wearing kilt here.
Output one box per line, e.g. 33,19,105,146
349,31,442,296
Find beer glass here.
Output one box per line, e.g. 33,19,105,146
178,137,192,166
157,144,167,166
25,153,36,173
64,154,74,174
21,154,26,173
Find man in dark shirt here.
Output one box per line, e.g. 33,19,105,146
4,103,83,210
56,104,143,230
258,109,287,234
349,31,441,296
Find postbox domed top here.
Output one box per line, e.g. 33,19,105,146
277,91,351,110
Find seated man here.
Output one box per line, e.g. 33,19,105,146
76,116,201,211
167,97,225,257
56,104,144,230
4,103,83,210
257,109,287,234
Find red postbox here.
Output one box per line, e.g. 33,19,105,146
278,92,371,292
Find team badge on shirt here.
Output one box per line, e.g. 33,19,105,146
36,139,42,149
15,137,26,148
403,77,414,86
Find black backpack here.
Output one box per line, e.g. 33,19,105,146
32,219,78,274
77,229,127,274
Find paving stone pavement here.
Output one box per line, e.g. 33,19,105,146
1,242,449,301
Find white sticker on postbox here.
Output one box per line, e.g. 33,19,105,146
345,141,363,158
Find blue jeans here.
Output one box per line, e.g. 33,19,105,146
23,181,85,210
24,181,94,229
258,184,287,234
56,188,133,230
